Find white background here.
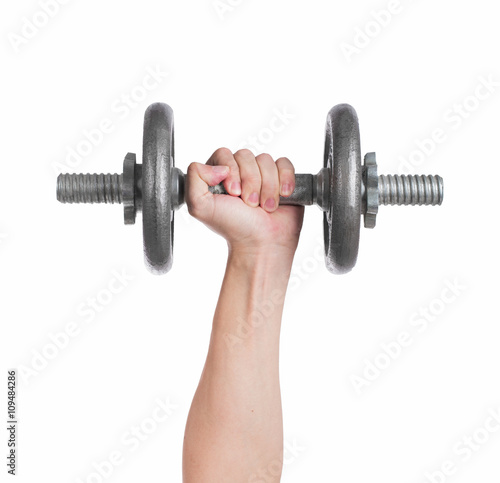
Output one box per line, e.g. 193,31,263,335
1,1,499,482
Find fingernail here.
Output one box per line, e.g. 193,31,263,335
231,182,241,195
264,198,276,211
248,192,259,205
281,183,292,196
213,166,229,173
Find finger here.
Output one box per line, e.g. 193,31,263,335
185,162,229,219
256,153,280,213
207,147,241,196
234,149,261,207
276,157,296,197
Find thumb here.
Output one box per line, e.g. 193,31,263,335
185,163,229,219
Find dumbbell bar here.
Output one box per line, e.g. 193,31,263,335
57,103,444,275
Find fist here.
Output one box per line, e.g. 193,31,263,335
186,148,304,254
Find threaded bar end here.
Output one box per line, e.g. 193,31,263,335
57,173,123,204
378,175,443,206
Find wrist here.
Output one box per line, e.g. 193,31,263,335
227,244,296,275
217,246,293,336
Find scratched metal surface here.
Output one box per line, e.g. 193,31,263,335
323,104,362,275
142,103,175,275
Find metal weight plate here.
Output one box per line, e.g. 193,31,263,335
142,103,175,274
323,104,362,274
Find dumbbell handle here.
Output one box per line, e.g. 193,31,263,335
207,172,326,208
167,168,332,212
208,174,312,204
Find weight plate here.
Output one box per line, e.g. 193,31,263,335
323,104,362,274
142,103,175,274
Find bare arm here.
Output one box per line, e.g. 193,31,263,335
182,148,304,482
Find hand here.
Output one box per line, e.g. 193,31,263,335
186,148,304,256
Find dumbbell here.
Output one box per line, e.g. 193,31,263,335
57,103,444,275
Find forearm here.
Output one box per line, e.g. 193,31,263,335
183,247,295,482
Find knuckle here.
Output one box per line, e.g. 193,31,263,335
235,148,254,159
256,153,273,164
277,157,295,170
214,147,233,160
187,162,199,176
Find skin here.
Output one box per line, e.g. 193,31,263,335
182,148,304,483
